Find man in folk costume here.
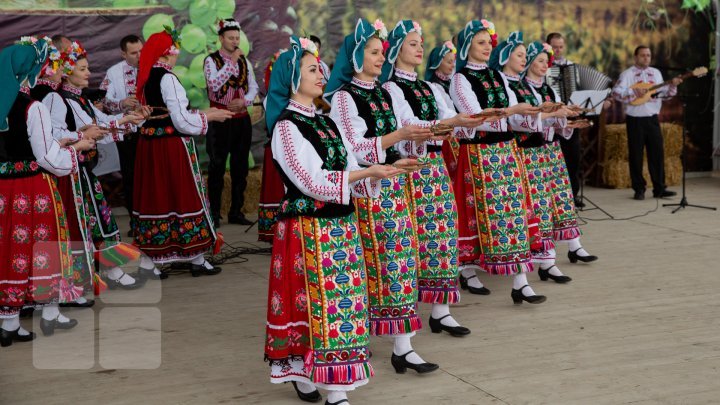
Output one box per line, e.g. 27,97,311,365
101,34,143,237
133,28,233,276
1,38,96,346
204,18,258,227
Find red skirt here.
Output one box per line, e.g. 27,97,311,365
132,136,216,263
257,145,284,243
0,173,72,316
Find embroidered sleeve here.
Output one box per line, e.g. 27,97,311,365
381,82,430,156
244,57,259,105
27,102,76,176
102,69,123,113
341,135,381,198
450,72,508,133
503,75,542,133
654,69,677,98
429,81,474,141
89,104,129,143
612,70,636,102
162,74,208,135
271,120,350,204
329,90,386,165
204,57,237,94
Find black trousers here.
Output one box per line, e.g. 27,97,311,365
207,115,252,219
626,115,665,194
117,135,138,215
559,130,581,198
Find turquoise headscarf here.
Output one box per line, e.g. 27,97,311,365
489,31,524,71
265,36,308,132
323,18,383,102
424,41,456,81
0,40,49,132
379,19,421,83
456,19,496,73
523,41,552,77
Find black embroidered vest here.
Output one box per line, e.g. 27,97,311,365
459,67,513,144
274,109,354,219
430,74,450,94
344,83,400,164
207,51,249,99
140,67,181,137
0,94,44,178
30,83,55,103
58,88,99,169
391,77,439,121
507,77,543,148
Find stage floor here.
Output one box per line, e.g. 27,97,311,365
2,177,719,405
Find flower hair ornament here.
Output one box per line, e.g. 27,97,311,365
16,36,60,77
480,19,498,47
60,41,87,76
164,25,181,55
380,19,423,82
542,43,554,66
216,18,241,35
456,19,497,72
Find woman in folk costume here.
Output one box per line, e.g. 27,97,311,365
257,50,286,243
47,41,147,295
379,20,487,337
264,36,404,405
133,28,233,277
425,41,462,181
325,18,442,374
0,39,96,346
450,20,547,304
521,41,598,276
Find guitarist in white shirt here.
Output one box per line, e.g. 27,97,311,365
613,45,682,200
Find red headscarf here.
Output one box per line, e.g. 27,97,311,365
136,31,174,105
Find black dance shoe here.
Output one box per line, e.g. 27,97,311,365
574,197,586,209
60,299,95,308
40,317,78,337
1,328,36,347
538,266,572,284
653,190,677,198
390,350,439,374
19,306,36,318
137,266,166,280
458,274,491,295
190,261,222,277
103,273,145,290
568,249,598,264
633,190,645,200
511,285,547,305
325,400,349,405
429,315,470,337
291,381,322,403
228,214,253,226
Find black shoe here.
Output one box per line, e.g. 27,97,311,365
568,249,598,264
137,266,165,280
653,190,677,198
212,216,221,229
574,198,586,208
40,317,78,337
103,273,145,290
429,315,470,337
291,381,322,403
458,274,491,295
511,285,547,305
190,261,222,277
538,266,572,283
19,306,36,318
1,328,36,347
633,190,645,200
60,299,95,308
390,350,439,374
325,400,349,405
228,214,253,226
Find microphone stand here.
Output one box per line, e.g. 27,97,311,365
661,93,717,213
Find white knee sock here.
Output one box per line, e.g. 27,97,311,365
568,237,582,251
140,256,162,275
294,381,317,394
2,315,30,336
326,390,348,404
42,303,59,321
460,264,485,288
75,296,88,304
539,259,564,276
191,255,214,269
393,334,426,364
431,304,460,327
513,273,537,296
105,267,136,285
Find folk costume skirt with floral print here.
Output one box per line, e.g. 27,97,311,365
265,214,372,390
545,141,581,241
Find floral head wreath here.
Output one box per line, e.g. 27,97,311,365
17,36,61,77
216,19,241,35
164,25,181,55
60,41,87,76
481,19,498,47
542,43,554,66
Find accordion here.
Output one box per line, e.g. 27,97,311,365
546,63,613,103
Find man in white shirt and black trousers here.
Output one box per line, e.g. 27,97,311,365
204,18,258,226
101,34,143,235
613,45,681,201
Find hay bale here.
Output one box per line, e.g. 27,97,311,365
661,123,683,158
603,124,628,161
601,157,681,189
218,167,262,217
